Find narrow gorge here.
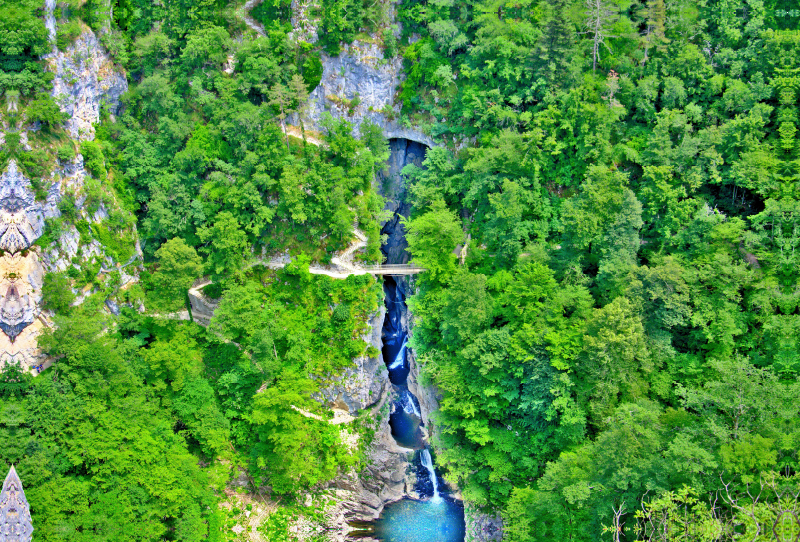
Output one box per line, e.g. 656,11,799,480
337,138,465,542
369,274,465,542
276,32,471,539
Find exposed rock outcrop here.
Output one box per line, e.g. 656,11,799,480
0,26,134,372
321,305,416,528
289,0,319,44
316,307,388,412
49,30,128,141
0,251,49,368
187,280,218,327
0,162,53,366
289,40,434,147
329,409,413,524
406,348,439,434
0,465,33,542
0,252,43,342
0,162,58,253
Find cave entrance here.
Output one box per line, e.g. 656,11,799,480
378,139,429,266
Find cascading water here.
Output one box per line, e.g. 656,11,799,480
388,336,408,370
382,277,423,449
401,390,421,418
362,138,464,542
369,274,464,542
420,449,441,504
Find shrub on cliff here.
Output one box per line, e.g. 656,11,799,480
41,271,75,314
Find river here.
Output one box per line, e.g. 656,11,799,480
368,276,465,541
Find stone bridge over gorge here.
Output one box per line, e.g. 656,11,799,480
360,264,426,276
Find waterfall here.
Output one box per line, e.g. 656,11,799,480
402,390,421,418
388,335,408,369
421,449,442,503
402,391,414,414
366,142,464,540
45,0,57,46
409,393,421,418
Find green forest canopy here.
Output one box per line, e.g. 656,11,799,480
1,0,799,540
396,0,800,540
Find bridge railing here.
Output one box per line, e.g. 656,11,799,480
363,262,427,275
363,263,426,269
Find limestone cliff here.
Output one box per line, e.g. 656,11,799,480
0,162,59,254
316,307,388,413
0,24,136,371
0,161,55,367
322,306,415,528
378,138,428,265
48,30,128,141
289,40,433,148
41,27,137,273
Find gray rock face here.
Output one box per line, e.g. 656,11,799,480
0,161,56,253
0,466,33,542
0,251,48,368
105,298,120,316
0,252,43,343
327,388,415,525
187,282,219,327
0,161,54,349
0,285,35,342
290,40,434,147
320,303,418,526
0,28,135,371
406,348,440,437
38,31,134,278
316,307,388,413
333,421,412,517
49,30,128,141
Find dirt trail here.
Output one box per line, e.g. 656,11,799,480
239,0,266,37
285,125,326,147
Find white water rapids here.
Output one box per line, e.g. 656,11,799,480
402,390,421,418
388,335,408,369
420,449,441,504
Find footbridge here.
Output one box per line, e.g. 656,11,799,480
363,264,426,275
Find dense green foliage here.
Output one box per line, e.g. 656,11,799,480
0,303,214,540
149,238,204,310
397,0,800,539
1,262,379,539
2,1,391,538
0,0,50,94
96,23,386,262
7,0,800,539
